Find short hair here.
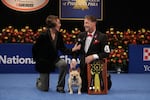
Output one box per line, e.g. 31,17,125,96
84,15,97,22
45,15,58,28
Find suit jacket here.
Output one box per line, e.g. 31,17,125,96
32,29,73,73
74,31,112,91
75,31,109,74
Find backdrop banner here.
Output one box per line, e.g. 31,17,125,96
59,0,103,20
0,44,79,73
128,45,150,73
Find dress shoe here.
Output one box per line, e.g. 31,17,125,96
56,88,65,93
36,78,48,92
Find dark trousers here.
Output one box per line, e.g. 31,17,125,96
80,62,88,93
36,59,67,91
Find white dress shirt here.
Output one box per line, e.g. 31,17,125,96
84,30,99,60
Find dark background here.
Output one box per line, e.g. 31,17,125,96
0,0,150,32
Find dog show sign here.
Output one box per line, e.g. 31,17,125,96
1,0,49,12
59,0,103,20
0,44,36,73
0,44,79,73
129,45,150,73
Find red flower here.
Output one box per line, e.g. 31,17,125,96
93,39,100,44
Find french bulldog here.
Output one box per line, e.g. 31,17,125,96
68,59,82,94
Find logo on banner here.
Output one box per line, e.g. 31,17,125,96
1,0,49,12
73,0,89,10
0,55,35,64
143,48,150,61
60,55,80,64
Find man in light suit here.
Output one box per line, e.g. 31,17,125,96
71,15,111,93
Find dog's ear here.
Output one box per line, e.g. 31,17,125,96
77,67,80,73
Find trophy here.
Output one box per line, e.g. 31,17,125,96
73,0,89,10
87,59,108,94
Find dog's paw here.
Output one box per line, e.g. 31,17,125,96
78,92,81,95
69,91,73,94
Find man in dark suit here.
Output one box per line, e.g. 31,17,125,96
32,15,80,93
71,15,111,93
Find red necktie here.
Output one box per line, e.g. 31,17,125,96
87,33,93,37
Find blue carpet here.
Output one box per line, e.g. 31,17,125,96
0,73,150,100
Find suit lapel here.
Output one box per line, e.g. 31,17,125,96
81,32,87,53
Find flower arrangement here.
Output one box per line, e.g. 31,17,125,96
0,26,48,44
60,28,80,44
106,27,150,73
136,28,150,44
107,46,128,73
106,28,150,50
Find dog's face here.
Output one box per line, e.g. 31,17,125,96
69,69,82,86
70,70,80,81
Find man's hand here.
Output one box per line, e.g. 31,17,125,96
70,59,77,69
85,55,94,64
72,43,81,52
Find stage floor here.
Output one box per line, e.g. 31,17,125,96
0,73,150,100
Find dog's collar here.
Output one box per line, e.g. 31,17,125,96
71,68,77,70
